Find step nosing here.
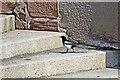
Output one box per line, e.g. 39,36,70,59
2,35,58,45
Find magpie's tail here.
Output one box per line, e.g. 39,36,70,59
75,44,120,50
67,37,119,50
75,44,96,49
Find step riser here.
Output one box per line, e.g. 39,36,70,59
0,15,15,34
2,52,106,78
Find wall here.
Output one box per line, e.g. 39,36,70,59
0,0,58,31
59,2,120,48
0,1,119,48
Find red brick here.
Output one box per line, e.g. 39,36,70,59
15,18,25,29
31,26,58,31
18,12,26,21
0,0,16,13
30,20,58,31
27,0,58,18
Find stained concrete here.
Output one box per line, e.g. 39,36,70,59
0,15,15,34
48,68,119,78
1,30,65,59
106,50,120,67
1,47,106,78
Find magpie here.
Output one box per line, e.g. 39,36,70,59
60,36,76,53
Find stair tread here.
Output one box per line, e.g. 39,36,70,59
2,30,64,45
2,47,105,66
1,30,65,59
1,47,106,78
48,68,119,78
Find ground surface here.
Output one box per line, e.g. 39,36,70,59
48,68,119,78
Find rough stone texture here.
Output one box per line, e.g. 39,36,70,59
49,68,119,78
59,2,92,39
59,2,119,48
0,0,16,13
0,15,15,34
47,68,119,80
30,20,58,31
1,30,65,59
90,2,119,43
1,50,106,78
27,0,58,18
106,50,120,67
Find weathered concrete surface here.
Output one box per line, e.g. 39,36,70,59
0,30,65,59
1,48,106,78
106,50,120,67
0,15,15,34
59,2,120,47
48,68,119,78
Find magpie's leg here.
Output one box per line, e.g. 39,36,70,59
66,49,68,53
72,47,75,52
72,48,75,52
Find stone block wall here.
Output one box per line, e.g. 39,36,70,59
0,0,58,31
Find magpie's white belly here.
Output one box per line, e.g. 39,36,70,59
64,44,72,49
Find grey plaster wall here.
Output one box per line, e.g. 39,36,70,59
90,2,118,43
59,2,119,48
59,2,92,39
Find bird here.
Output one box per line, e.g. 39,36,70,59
60,36,77,53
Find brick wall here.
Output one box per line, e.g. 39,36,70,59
0,0,58,31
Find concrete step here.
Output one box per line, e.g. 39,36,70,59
0,15,15,34
48,68,119,78
0,30,65,59
1,48,106,78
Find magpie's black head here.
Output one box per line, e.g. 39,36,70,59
60,36,67,41
60,36,68,45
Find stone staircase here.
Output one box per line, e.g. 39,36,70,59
0,15,106,78
1,30,65,59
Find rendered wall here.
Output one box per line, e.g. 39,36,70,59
59,2,119,48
